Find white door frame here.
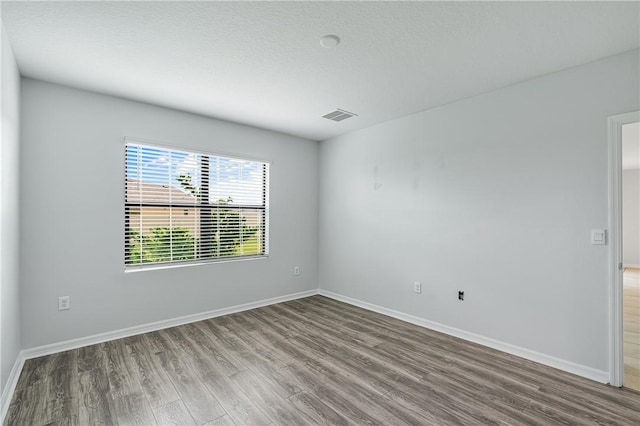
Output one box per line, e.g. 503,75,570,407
608,110,640,387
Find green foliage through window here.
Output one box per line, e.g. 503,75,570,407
125,142,269,268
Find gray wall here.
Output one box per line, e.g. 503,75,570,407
318,49,640,372
20,79,318,349
1,24,22,392
623,169,640,267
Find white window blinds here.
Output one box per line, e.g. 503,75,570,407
125,141,269,269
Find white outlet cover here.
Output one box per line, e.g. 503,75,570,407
58,296,70,311
414,281,422,294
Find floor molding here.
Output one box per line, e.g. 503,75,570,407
318,289,610,384
23,289,318,361
3,286,612,423
3,289,315,422
1,288,317,422
0,351,25,423
0,289,318,424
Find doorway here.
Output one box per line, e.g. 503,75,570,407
609,111,640,389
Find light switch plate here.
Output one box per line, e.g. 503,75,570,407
591,229,606,245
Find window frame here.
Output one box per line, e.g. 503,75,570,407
124,138,270,271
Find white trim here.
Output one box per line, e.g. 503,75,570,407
2,285,616,423
623,264,640,270
608,111,640,387
22,289,316,360
124,254,269,273
0,351,25,423
318,289,609,384
2,288,316,423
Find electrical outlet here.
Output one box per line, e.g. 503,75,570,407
58,296,70,311
294,266,300,276
414,281,422,294
458,291,464,301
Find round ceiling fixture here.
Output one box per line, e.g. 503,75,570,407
320,35,340,48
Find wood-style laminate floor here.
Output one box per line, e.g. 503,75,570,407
624,267,640,392
4,295,640,425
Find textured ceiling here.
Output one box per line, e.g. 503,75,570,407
1,1,639,141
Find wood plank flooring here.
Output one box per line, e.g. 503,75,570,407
4,295,640,425
624,267,640,392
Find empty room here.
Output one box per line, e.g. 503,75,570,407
1,1,639,425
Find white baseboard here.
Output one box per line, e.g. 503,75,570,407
318,289,609,384
1,351,25,423
2,286,612,424
1,288,317,423
23,289,318,360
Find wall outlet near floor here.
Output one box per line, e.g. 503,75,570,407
458,291,464,301
414,281,422,294
294,266,300,276
58,296,70,311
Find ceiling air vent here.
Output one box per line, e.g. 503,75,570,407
322,109,358,122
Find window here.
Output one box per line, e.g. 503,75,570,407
125,141,269,269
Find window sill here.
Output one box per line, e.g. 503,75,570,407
124,254,269,273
